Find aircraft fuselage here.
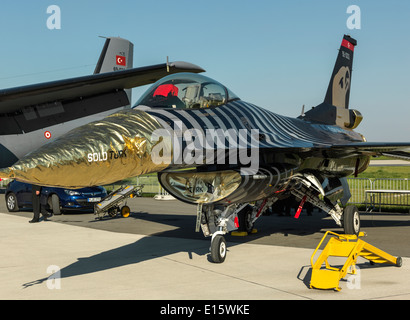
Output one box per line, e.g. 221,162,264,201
144,99,370,179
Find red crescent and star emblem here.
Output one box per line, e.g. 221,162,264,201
116,55,126,66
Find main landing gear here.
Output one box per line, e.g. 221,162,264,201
198,193,361,264
291,187,361,236
342,205,361,235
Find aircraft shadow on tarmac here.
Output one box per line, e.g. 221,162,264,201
22,211,324,288
22,233,211,288
116,209,410,242
21,209,410,288
88,210,343,243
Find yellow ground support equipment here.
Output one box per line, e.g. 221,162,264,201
310,231,402,291
94,185,143,219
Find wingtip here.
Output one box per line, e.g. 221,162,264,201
170,61,206,73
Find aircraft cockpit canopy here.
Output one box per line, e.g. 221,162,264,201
134,73,240,109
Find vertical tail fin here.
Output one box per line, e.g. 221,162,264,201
302,35,362,129
94,37,134,74
94,37,134,106
324,34,356,109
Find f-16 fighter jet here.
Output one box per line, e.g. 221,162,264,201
2,35,409,263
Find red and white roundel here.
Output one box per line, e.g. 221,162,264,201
44,131,52,139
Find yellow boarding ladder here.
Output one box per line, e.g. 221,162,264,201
310,231,402,291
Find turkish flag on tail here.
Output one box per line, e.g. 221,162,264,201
116,55,126,66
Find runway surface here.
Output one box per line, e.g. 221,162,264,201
369,160,410,166
1,197,410,301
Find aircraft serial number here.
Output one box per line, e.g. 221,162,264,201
204,304,250,315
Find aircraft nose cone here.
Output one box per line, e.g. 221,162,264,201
0,109,171,188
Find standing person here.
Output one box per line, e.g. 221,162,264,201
29,185,50,223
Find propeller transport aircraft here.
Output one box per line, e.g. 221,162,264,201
0,36,205,168
1,35,409,263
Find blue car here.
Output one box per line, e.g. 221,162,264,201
5,180,107,214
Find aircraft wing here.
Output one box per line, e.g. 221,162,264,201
0,61,205,114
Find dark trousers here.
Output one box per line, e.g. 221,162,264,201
32,185,48,221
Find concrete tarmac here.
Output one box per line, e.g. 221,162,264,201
369,160,410,166
1,198,410,300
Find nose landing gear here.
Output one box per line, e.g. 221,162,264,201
199,200,270,263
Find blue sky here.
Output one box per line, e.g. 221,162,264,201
0,0,409,141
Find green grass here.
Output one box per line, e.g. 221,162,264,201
359,155,410,179
104,173,160,194
357,166,410,179
348,163,410,212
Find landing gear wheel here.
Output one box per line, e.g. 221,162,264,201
238,205,254,233
210,235,227,263
343,205,360,235
121,205,130,218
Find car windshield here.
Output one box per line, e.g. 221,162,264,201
134,73,239,109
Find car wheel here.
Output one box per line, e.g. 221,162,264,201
50,194,61,215
6,193,19,212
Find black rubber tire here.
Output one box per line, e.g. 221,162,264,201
396,256,403,267
237,205,254,233
6,193,19,212
51,194,61,215
343,205,360,235
210,235,227,263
